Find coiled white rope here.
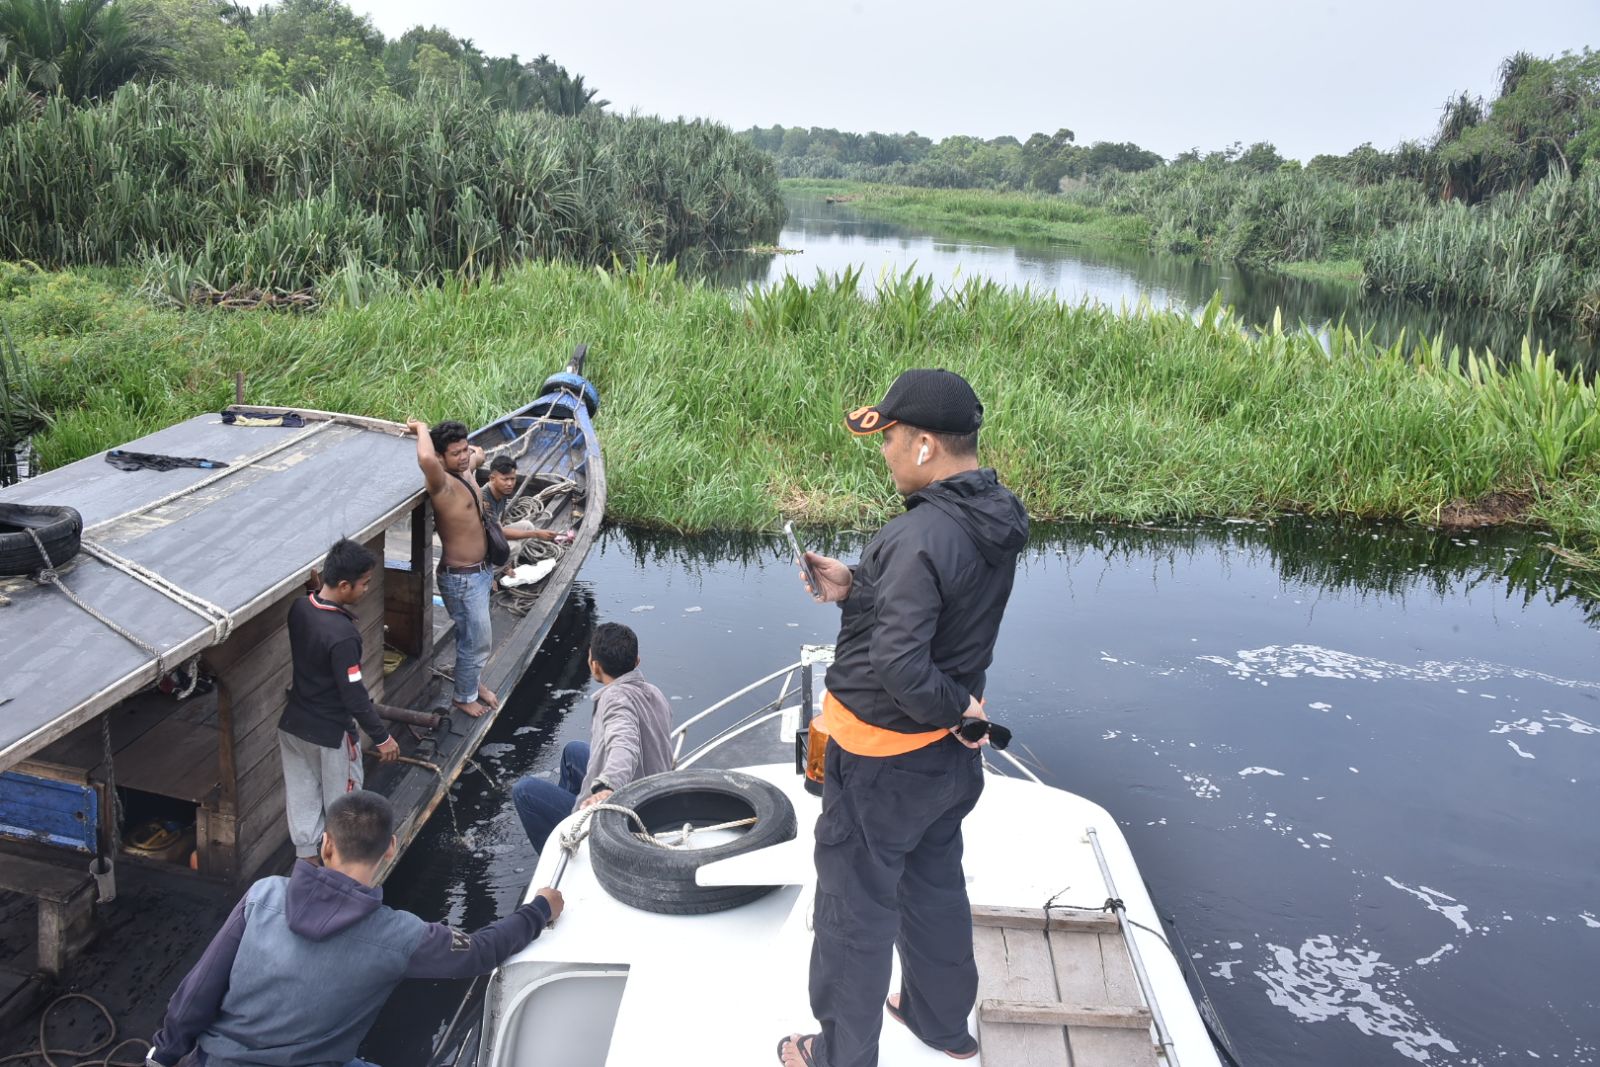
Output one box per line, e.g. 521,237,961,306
557,802,758,854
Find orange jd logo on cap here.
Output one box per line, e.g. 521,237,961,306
845,405,897,436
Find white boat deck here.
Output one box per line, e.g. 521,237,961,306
484,764,1220,1067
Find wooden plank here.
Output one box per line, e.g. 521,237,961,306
980,1000,1151,1029
236,775,288,878
0,770,98,852
973,904,1120,934
1051,930,1112,1006
973,925,1069,1066
1065,1026,1160,1067
1096,933,1144,1009
114,718,219,803
196,805,236,882
0,851,97,901
226,405,410,438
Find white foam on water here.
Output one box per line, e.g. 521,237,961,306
683,605,702,612
1183,773,1221,799
1415,944,1455,966
1507,741,1536,759
1257,934,1458,1062
1239,766,1285,777
1491,711,1597,743
630,604,655,612
1384,877,1473,935
1210,960,1242,980
1581,912,1600,929
1198,644,1600,690
1099,651,1119,662
1102,730,1121,740
1309,701,1333,711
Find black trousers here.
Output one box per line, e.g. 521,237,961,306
808,735,985,1067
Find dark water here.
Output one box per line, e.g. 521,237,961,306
681,194,1598,369
367,523,1600,1067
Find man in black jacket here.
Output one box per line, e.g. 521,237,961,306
278,539,398,863
778,369,1029,1067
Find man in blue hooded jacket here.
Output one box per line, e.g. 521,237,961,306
145,791,562,1067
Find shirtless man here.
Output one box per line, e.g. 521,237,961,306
406,418,498,717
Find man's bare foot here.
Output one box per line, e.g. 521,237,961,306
453,699,488,718
478,682,499,710
776,1033,817,1066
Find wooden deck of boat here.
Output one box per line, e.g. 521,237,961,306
972,905,1160,1066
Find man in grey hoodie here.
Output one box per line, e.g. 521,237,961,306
511,621,674,852
146,791,562,1067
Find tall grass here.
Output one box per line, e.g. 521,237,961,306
1071,165,1429,264
1362,171,1600,330
7,263,1600,537
0,77,785,298
784,180,1148,246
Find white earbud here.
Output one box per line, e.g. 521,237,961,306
916,444,929,466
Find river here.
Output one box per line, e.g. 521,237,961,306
683,193,1598,369
367,522,1600,1067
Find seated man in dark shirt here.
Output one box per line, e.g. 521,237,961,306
482,455,568,553
147,791,564,1067
277,539,398,864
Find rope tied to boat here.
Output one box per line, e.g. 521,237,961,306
78,538,234,644
27,528,167,675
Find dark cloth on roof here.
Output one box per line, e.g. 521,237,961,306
278,594,389,748
105,449,229,473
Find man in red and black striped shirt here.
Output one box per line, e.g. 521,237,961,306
277,539,399,862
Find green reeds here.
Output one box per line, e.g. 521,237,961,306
0,77,785,298
1361,171,1600,329
7,262,1600,536
0,319,46,486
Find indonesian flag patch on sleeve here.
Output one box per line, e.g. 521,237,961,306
346,664,363,683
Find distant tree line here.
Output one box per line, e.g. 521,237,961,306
0,0,606,113
739,123,1163,192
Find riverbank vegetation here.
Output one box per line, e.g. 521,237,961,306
0,76,783,297
7,261,1600,539
758,49,1600,328
1,0,607,112
744,124,1161,193
782,181,1146,246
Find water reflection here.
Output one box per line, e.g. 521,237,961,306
371,522,1600,1067
678,195,1598,368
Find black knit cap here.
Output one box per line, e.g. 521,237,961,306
845,368,984,437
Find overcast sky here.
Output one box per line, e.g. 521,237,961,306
348,0,1599,162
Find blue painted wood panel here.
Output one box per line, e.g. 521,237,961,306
0,770,98,851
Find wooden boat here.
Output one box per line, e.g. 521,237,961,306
0,346,604,1036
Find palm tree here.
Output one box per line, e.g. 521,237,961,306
0,0,171,101
526,53,607,116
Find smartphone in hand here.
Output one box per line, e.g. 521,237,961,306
784,521,823,601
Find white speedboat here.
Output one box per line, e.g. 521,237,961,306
442,647,1234,1067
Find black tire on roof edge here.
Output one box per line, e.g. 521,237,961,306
587,768,798,915
0,502,82,577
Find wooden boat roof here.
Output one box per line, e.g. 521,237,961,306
0,412,422,770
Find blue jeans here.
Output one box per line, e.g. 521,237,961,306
437,566,493,705
511,741,590,853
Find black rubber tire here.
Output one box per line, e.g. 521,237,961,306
0,502,82,576
589,768,798,915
